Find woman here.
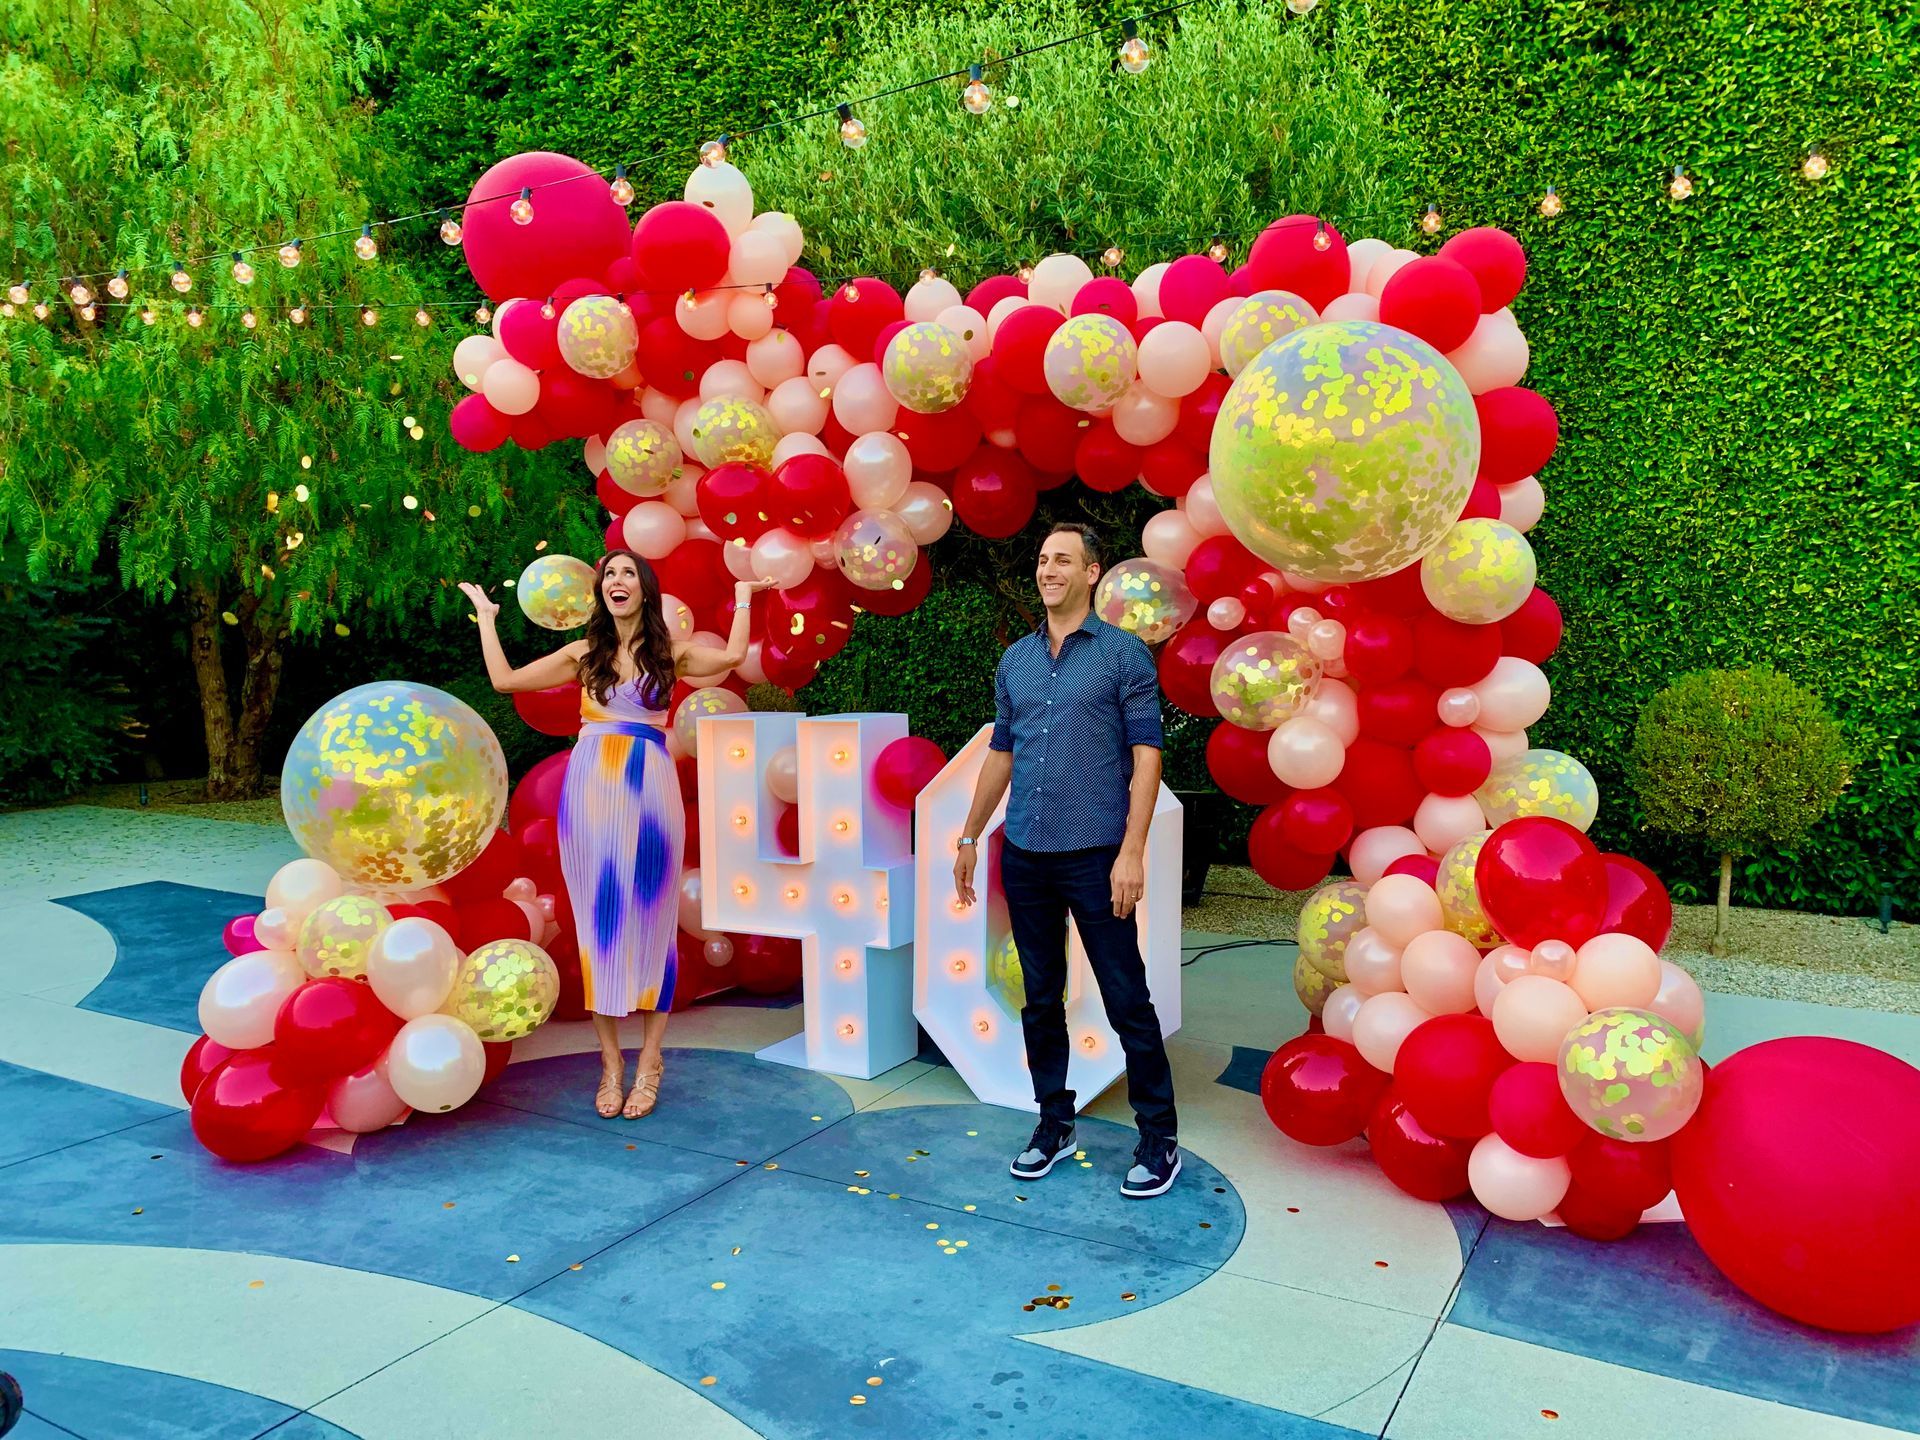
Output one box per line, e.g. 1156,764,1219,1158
460,551,771,1119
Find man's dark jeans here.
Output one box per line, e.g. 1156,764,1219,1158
1000,838,1177,1141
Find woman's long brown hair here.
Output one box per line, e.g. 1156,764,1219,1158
578,549,677,709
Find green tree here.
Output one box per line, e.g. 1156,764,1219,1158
1629,668,1852,952
0,0,598,798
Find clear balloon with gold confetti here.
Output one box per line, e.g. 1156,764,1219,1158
1042,314,1138,413
673,686,748,757
1208,319,1481,583
556,294,639,380
1435,830,1504,948
1558,1007,1705,1142
517,554,597,631
280,682,509,892
1218,290,1319,378
881,321,975,414
1420,518,1537,624
1293,950,1334,1015
1476,748,1600,832
1208,631,1322,729
987,931,1026,1014
833,509,919,591
1093,558,1196,645
605,418,681,497
442,938,560,1042
1297,880,1369,982
297,894,393,981
687,395,778,468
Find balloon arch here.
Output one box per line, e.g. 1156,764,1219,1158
427,150,1920,1337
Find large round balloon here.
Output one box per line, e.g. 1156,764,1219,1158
1042,314,1137,412
1093,559,1196,646
881,321,974,413
1475,748,1600,833
442,938,561,1042
1558,1007,1704,1142
517,554,596,631
461,152,632,304
1672,1037,1920,1333
1420,518,1536,624
1297,880,1369,983
1260,1034,1390,1147
834,509,918,592
281,682,509,891
1598,853,1674,951
1394,1013,1514,1140
1208,320,1480,583
556,294,639,379
1475,816,1608,950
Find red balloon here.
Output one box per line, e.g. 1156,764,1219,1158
498,300,562,370
733,933,804,995
512,684,582,738
1260,1035,1391,1146
1569,1134,1672,1214
1158,623,1227,716
1333,739,1423,830
1378,257,1483,354
1205,722,1289,805
1175,373,1232,452
967,274,1028,313
1555,1180,1644,1241
1343,614,1414,684
389,900,464,951
596,468,640,518
1394,1014,1515,1140
630,201,732,291
1458,478,1502,520
221,915,258,958
1013,395,1084,474
462,152,631,303
1245,215,1350,312
1411,611,1502,688
548,927,587,1022
507,408,555,453
1158,254,1233,326
480,1041,514,1089
698,463,775,545
273,978,404,1085
897,405,981,474
190,1048,327,1163
460,897,535,946
1368,1087,1473,1201
1183,534,1265,605
652,538,730,610
827,278,904,358
1475,387,1560,487
1070,276,1137,326
854,557,932,617
1357,678,1440,747
768,568,857,658
1280,788,1355,854
1489,1061,1589,1159
1139,440,1206,499
602,516,627,554
952,449,1038,539
1673,1037,1920,1332
1502,587,1563,665
511,756,568,838
964,357,1023,436
994,306,1065,395
1597,853,1674,950
537,371,623,440
1438,227,1528,312
772,453,852,539
1414,728,1493,796
871,318,912,367
683,798,701,859
1249,804,1336,891
450,393,511,453
760,639,820,691
1356,562,1433,618
773,805,800,856
876,736,947,809
775,266,825,319
1074,422,1144,493
636,316,715,397
181,1034,234,1104
443,827,528,903
1476,816,1609,949
1383,854,1441,886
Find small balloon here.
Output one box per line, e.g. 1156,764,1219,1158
1093,559,1197,645
1475,748,1600,832
1209,631,1322,729
1558,1007,1705,1142
517,554,597,631
1296,880,1370,983
441,938,561,1042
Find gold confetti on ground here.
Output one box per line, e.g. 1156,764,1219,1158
925,1223,940,1231
736,1159,750,1166
247,1280,264,1289
867,1376,883,1386
626,1144,637,1151
1074,1151,1087,1160
131,1208,144,1215
905,1156,919,1163
914,1149,930,1156
711,1281,726,1290
854,1171,870,1178
956,1241,969,1248
700,1377,717,1387
811,1115,822,1122
1198,1222,1212,1229
1026,1294,1073,1310
1014,1195,1028,1202
732,1247,742,1255
887,1193,901,1200
966,1130,978,1137
1374,1260,1389,1268
569,1264,583,1271
764,1163,779,1170
1022,1304,1037,1312
1122,1292,1138,1302
849,1395,867,1406
443,1202,456,1209
507,1254,520,1262
1079,1161,1093,1168
963,1204,977,1212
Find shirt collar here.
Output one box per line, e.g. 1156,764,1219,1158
1032,609,1104,642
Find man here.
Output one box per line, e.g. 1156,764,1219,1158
954,523,1180,1199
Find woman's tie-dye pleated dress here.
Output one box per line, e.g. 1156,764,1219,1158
558,678,684,1015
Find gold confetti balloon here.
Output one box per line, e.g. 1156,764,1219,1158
833,509,919,592
604,418,681,497
297,895,393,980
1208,630,1322,729
280,682,509,892
442,938,560,1041
517,553,597,631
1293,950,1333,1015
687,395,778,468
1558,1007,1705,1142
1093,558,1196,645
1476,748,1601,833
673,686,747,757
1208,319,1481,583
881,321,975,414
1436,830,1504,948
1419,518,1537,623
1218,290,1319,378
987,931,1026,1013
1042,314,1138,413
555,293,638,379
1297,880,1369,982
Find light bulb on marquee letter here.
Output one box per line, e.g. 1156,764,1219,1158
700,712,917,1079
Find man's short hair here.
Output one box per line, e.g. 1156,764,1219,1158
1044,522,1103,570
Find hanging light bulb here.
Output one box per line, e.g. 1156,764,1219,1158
837,103,867,149
6,284,26,306
1286,0,1319,13
1420,203,1443,235
139,304,156,325
1016,262,1035,285
278,239,303,268
1538,185,1564,218
80,302,97,321
919,266,940,283
241,308,258,329
68,279,92,306
1801,150,1829,181
844,282,862,303
1207,238,1230,264
540,296,557,319
762,284,778,309
170,263,192,293
1313,220,1333,251
355,224,379,261
1101,245,1124,268
509,188,535,225
438,209,463,246
699,134,730,167
289,303,308,325
186,306,204,328
414,306,432,327
0,302,13,318
107,269,130,299
32,302,50,320
360,305,379,327
963,63,993,115
225,253,253,286
609,164,635,207
1117,20,1151,73
474,304,492,325
1668,165,1692,200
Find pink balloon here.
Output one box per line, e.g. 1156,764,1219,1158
1475,725,1531,763
1142,510,1201,569
767,375,830,435
1268,717,1345,788
1437,687,1481,728
935,304,991,360
482,358,541,416
1569,932,1662,1011
1184,475,1229,537
1648,959,1706,1040
700,359,763,403
328,1060,410,1134
1473,954,1505,1017
1347,825,1425,886
771,433,829,467
1489,943,1533,984
1366,874,1445,948
730,229,788,287
676,288,731,341
746,331,806,388
453,334,505,391
1498,476,1546,533
1131,261,1169,319
1413,793,1488,853
897,481,954,545
1301,678,1360,746
1401,930,1482,1015
1111,382,1179,446
450,394,512,453
1472,657,1551,731
843,431,912,509
808,343,858,390
1528,939,1578,983
1352,991,1432,1074
832,363,899,434
1136,321,1212,398
728,292,775,341
750,528,815,589
1491,974,1591,1064
621,502,686,559
1322,984,1365,1042
221,915,259,958
1343,927,1404,996
1448,314,1531,393
462,151,631,303
1468,1134,1571,1221
1320,292,1381,324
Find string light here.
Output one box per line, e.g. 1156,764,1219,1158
354,223,379,260
609,164,635,207
1285,0,1319,13
1118,20,1151,73
139,304,155,325
0,302,13,318
1207,239,1230,263
963,63,993,115
1539,186,1564,218
474,304,492,325
169,263,192,293
225,253,253,285
1101,245,1124,267
6,284,26,305
360,305,379,326
1016,263,1035,284
414,306,432,327
1668,165,1693,200
1801,151,1829,181
699,134,731,167
289,303,308,325
439,209,463,245
241,308,258,329
79,302,96,321
837,103,867,149
278,239,302,268
762,284,778,309
1420,203,1443,235
107,269,129,299
68,279,92,305
509,188,534,225
33,302,50,320
1313,220,1332,251
186,306,204,328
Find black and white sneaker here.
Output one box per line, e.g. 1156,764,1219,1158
1010,1119,1077,1180
1121,1135,1181,1199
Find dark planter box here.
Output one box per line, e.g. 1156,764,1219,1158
1174,789,1223,906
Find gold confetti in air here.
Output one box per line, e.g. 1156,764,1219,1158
300,455,312,469
294,483,311,503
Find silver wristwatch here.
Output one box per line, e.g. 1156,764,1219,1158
957,836,977,849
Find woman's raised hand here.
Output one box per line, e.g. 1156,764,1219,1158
457,582,500,621
734,577,779,600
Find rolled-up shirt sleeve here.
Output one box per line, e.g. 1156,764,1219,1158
989,654,1014,752
1118,637,1164,749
